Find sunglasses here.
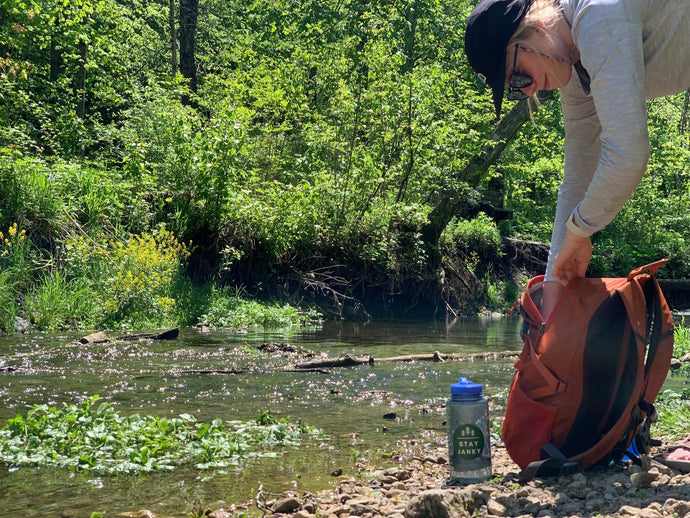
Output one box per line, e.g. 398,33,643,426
507,44,533,101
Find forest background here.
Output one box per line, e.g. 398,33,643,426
2,0,690,333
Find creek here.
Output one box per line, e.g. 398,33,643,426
0,317,685,517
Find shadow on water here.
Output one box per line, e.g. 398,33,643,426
0,316,685,517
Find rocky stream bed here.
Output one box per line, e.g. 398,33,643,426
114,436,690,518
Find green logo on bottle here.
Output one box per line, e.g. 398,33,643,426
452,424,484,460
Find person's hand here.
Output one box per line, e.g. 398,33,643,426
551,229,592,286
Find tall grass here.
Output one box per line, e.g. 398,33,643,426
0,223,34,332
25,271,93,331
0,271,19,333
655,318,690,441
673,316,690,359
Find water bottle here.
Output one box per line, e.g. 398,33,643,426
446,376,492,483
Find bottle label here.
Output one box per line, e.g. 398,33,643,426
452,424,485,460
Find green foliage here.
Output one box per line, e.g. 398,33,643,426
655,389,690,441
63,227,191,330
385,205,432,280
656,313,690,441
1,0,690,320
500,96,565,241
440,215,514,312
0,0,162,154
0,396,325,475
202,286,322,331
0,222,35,332
0,222,32,286
0,270,20,333
25,270,93,331
52,162,146,233
443,214,502,259
0,156,64,242
673,317,690,359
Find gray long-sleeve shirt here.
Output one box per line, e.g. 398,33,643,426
544,0,690,281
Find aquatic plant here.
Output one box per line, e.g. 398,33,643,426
0,396,325,475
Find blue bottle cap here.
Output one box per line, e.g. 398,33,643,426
450,377,483,396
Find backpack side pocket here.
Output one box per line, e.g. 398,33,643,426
502,370,558,470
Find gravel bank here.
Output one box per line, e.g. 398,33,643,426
177,435,690,518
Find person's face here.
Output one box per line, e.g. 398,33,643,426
504,30,573,99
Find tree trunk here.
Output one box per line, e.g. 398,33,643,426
400,1,417,75
395,1,418,203
421,91,554,249
75,38,87,118
680,88,690,135
169,0,178,77
49,36,63,82
179,0,199,101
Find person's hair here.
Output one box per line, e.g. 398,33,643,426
509,0,562,48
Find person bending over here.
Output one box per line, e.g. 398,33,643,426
464,0,690,319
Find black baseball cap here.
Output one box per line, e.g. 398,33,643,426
464,0,534,117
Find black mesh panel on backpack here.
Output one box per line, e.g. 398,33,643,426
559,293,639,458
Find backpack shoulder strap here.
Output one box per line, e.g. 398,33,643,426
622,260,674,399
640,275,674,400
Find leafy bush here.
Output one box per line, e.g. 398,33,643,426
202,286,321,330
442,213,502,262
63,227,191,330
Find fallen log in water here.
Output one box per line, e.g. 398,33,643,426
77,328,180,344
119,328,180,341
294,350,519,369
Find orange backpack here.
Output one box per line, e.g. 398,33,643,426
503,260,674,479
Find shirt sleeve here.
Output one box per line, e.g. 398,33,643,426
545,80,601,281
545,17,650,281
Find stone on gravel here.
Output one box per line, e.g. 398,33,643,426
198,436,690,518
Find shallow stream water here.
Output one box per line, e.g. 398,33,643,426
0,317,686,517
